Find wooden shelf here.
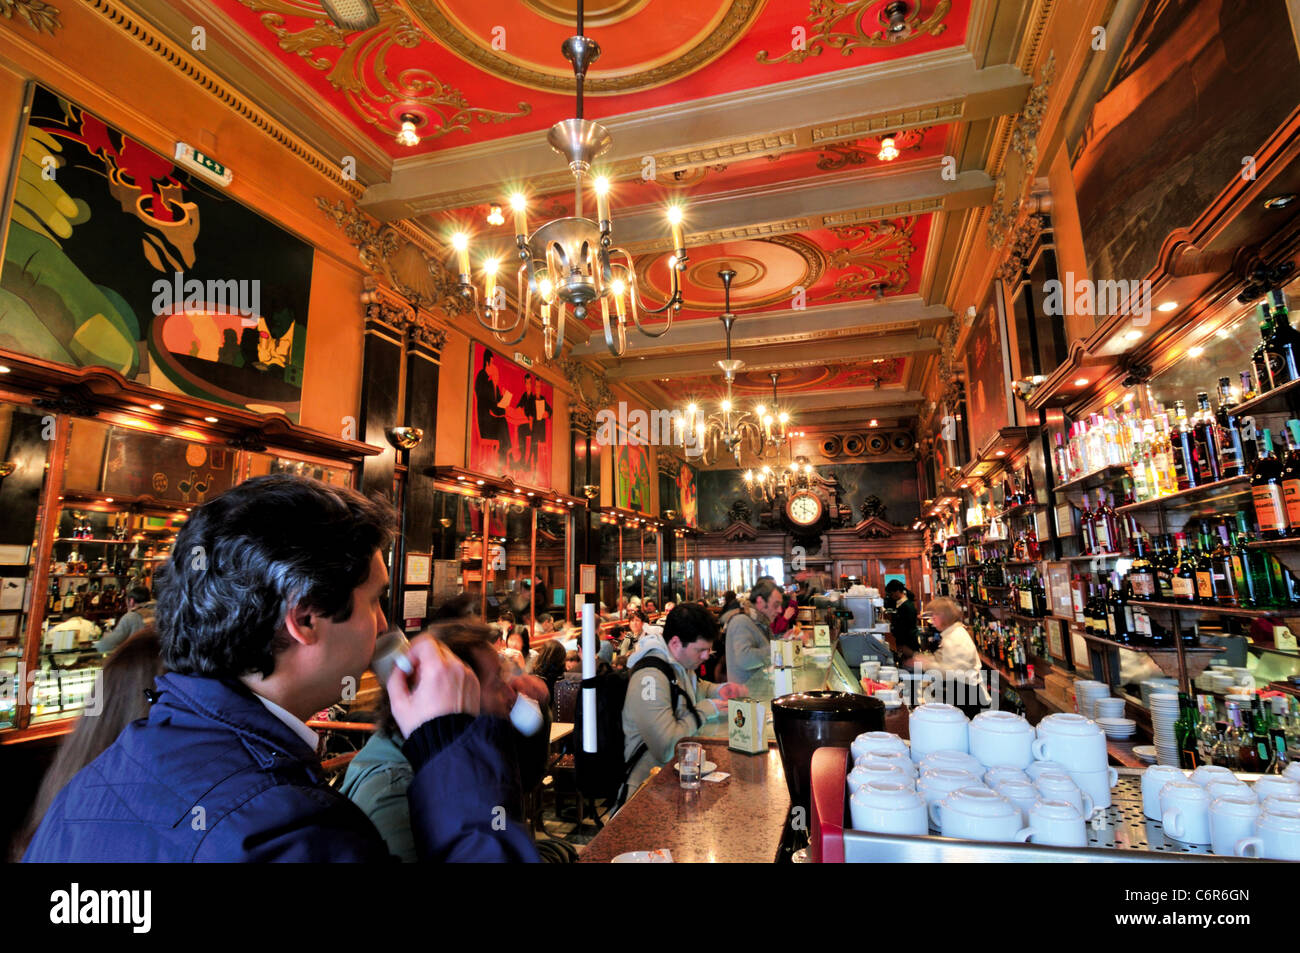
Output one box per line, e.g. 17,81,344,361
1136,598,1284,619
1010,612,1049,625
1232,376,1300,417
1001,502,1047,518
977,649,1044,691
1246,641,1300,659
1062,552,1126,562
1052,466,1130,496
1116,475,1250,518
53,538,130,545
1247,538,1300,577
1079,631,1221,681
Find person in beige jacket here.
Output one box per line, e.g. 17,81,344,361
621,604,744,794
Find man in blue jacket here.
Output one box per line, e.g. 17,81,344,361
24,475,538,862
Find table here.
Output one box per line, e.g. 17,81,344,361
579,739,792,863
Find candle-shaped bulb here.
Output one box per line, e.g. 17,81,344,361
721,399,731,413
667,205,684,251
755,403,766,417
594,176,611,223
509,193,527,237
452,232,470,275
483,257,499,308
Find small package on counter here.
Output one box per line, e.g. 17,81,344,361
769,637,803,668
772,666,795,696
813,624,831,647
728,698,767,754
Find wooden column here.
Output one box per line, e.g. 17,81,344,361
402,323,446,621
357,302,405,502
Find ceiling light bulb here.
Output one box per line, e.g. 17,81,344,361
539,277,553,299
721,400,731,412
763,415,773,427
666,206,683,225
778,412,789,424
1188,345,1205,357
593,177,610,196
483,258,499,276
486,204,505,226
687,403,697,416
509,193,527,211
1074,378,1089,386
1124,330,1142,341
755,404,766,416
1157,301,1178,313
804,464,813,474
877,134,900,162
869,419,878,427
452,233,468,252
395,117,420,148
611,278,626,297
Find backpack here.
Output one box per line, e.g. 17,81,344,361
573,656,701,806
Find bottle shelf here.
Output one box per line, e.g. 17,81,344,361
977,649,1043,691
1245,538,1300,577
53,538,131,545
1078,631,1222,681
1231,376,1300,417
1010,612,1049,625
1062,552,1127,562
1001,502,1047,518
1116,475,1250,517
1134,598,1284,619
1052,465,1130,496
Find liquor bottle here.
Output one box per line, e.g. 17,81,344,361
1197,698,1219,766
1105,572,1134,645
1079,492,1097,554
1171,533,1197,603
1031,570,1047,618
1130,432,1153,501
1192,392,1222,484
1053,432,1073,486
1264,288,1300,389
1172,400,1199,491
1252,698,1276,773
1177,694,1202,770
1252,302,1275,395
1237,711,1265,773
1281,420,1300,532
1240,412,1260,474
1192,522,1217,605
1211,721,1234,768
1251,428,1291,540
1210,521,1239,606
1214,377,1247,479
1094,492,1119,554
1127,532,1157,601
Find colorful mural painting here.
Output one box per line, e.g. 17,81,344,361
677,461,698,528
468,343,553,486
614,440,652,513
0,86,313,419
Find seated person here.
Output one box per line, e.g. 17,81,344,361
506,629,534,673
24,475,537,862
94,585,154,654
341,621,551,862
621,603,743,795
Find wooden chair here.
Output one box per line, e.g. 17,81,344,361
549,675,601,832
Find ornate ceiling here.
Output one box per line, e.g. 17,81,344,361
132,0,1046,437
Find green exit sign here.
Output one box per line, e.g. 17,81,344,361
173,142,233,187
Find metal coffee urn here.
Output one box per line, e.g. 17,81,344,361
772,691,884,816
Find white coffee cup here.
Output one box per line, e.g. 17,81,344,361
930,787,1021,842
994,779,1040,824
920,749,985,777
985,766,1032,789
1141,765,1187,820
875,689,902,706
1252,776,1300,803
878,666,899,683
860,661,882,681
850,780,928,836
1234,797,1300,860
1032,714,1108,773
858,749,918,777
1016,798,1088,847
851,730,909,762
1069,766,1118,811
1035,773,1095,819
1160,780,1212,845
848,761,914,792
1189,764,1238,788
908,703,970,761
969,710,1035,770
1203,779,1252,803
510,693,544,737
917,768,984,826
1209,794,1259,856
1025,760,1069,782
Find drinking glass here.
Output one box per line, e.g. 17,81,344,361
678,741,703,790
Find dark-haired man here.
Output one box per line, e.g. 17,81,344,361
25,475,538,863
885,579,920,662
621,603,744,793
725,578,783,684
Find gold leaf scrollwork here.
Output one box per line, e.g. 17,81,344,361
823,217,916,300
239,0,531,141
757,0,951,65
0,0,61,34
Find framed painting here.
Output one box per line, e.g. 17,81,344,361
613,439,652,513
467,343,553,487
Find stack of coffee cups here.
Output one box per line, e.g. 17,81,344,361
1031,713,1115,814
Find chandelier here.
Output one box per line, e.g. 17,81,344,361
744,453,817,503
450,1,687,360
674,269,763,465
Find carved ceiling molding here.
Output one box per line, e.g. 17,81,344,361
985,177,1015,248
936,320,962,408
813,106,961,143
238,0,532,141
823,217,917,301
1010,49,1056,183
406,0,765,95
81,0,362,195
1,0,61,34
757,0,952,64
318,197,469,316
558,358,614,416
994,213,1046,283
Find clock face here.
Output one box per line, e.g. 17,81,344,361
788,492,822,526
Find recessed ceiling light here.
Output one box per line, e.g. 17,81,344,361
0,365,9,373
1124,330,1142,341
995,450,1006,457
104,497,114,503
869,419,879,427
1188,346,1205,357
1074,378,1089,386
1157,301,1177,313
149,402,165,411
1264,193,1297,210
204,416,219,423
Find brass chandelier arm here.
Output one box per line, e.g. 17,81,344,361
601,300,627,356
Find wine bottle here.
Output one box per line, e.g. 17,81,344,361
1252,302,1276,395
1192,391,1222,484
1251,428,1290,540
1193,522,1217,605
1127,532,1157,601
1214,377,1246,479
1281,419,1300,532
1172,400,1199,491
1264,289,1300,389
1171,533,1197,603
1211,521,1239,606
